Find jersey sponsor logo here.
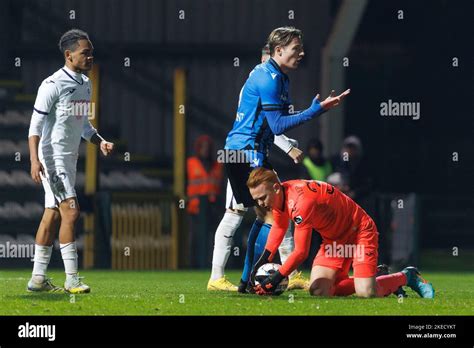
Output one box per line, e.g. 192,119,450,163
67,88,76,95
306,180,321,192
294,215,303,224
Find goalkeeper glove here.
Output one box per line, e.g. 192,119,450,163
255,270,284,295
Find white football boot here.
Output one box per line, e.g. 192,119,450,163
27,275,64,293
64,274,91,294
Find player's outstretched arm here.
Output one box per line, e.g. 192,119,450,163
265,89,351,135
277,225,312,277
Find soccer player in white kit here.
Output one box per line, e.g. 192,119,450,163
27,29,114,293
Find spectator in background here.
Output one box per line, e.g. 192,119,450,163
302,138,332,181
331,135,372,206
326,172,345,191
187,135,223,268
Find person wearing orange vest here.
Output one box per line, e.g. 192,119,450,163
187,135,223,215
187,135,223,268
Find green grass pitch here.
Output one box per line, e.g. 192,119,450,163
0,270,473,315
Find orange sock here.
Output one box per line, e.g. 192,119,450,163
332,272,408,297
332,278,355,296
376,272,407,297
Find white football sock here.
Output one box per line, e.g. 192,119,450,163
278,221,294,263
60,242,78,279
278,221,298,278
32,244,53,279
210,212,244,280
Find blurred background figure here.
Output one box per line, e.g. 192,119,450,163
326,172,345,191
186,135,223,268
302,138,332,181
331,136,372,208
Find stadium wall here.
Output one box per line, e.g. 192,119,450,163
16,0,332,161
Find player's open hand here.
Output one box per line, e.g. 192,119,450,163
320,89,351,110
30,160,44,184
100,141,114,156
288,147,304,164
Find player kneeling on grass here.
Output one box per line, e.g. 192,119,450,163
27,29,114,294
247,168,435,298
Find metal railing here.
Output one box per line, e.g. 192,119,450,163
109,194,179,270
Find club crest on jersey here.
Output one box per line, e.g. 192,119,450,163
294,215,303,225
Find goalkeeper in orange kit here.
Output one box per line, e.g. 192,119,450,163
247,168,435,298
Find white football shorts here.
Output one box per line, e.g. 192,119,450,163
40,156,78,208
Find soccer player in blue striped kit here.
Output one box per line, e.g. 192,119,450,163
207,26,350,291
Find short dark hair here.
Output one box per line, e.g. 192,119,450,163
267,27,303,56
58,29,90,53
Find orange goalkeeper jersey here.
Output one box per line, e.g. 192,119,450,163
266,180,372,276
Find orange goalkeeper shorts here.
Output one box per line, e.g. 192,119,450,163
313,217,379,279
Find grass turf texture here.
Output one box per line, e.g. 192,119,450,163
0,270,473,315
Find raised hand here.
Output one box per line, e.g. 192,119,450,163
319,89,351,110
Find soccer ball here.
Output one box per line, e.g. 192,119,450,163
255,263,289,295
